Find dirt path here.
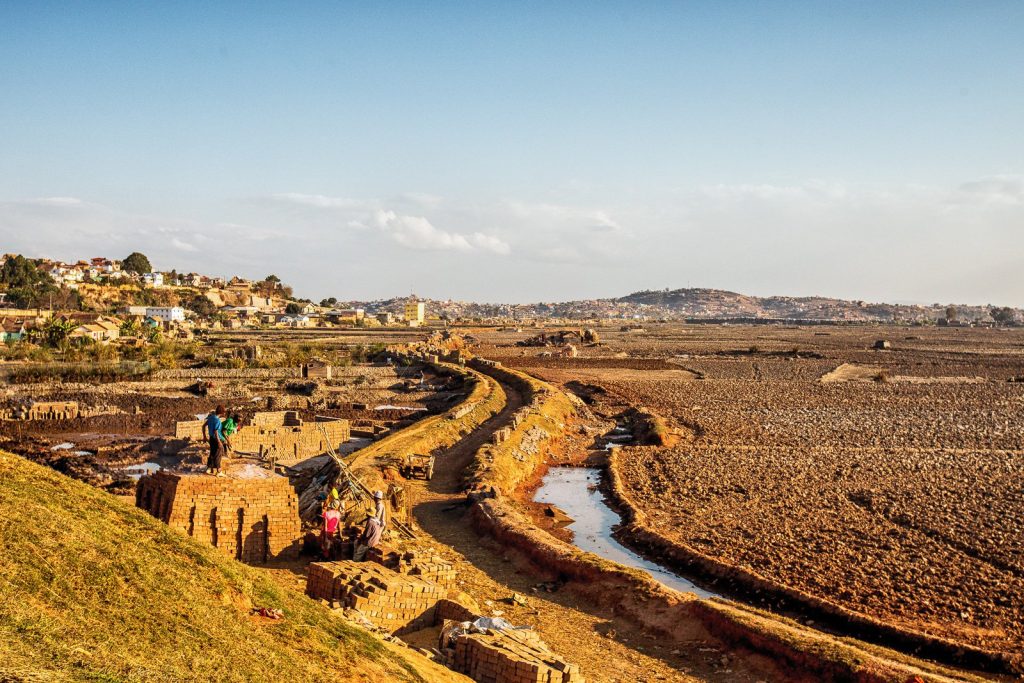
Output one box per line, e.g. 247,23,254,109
406,378,789,683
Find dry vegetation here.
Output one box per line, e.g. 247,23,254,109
486,324,1024,661
0,451,463,682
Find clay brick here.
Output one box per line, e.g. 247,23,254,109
136,471,301,564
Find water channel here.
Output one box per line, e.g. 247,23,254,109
533,467,719,598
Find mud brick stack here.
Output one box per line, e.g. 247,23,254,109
135,471,301,564
448,626,584,683
403,553,457,590
27,401,80,420
174,411,350,465
366,544,401,568
365,548,457,591
305,560,444,634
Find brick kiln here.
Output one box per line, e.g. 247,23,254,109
136,470,302,564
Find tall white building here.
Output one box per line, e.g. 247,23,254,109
145,306,185,322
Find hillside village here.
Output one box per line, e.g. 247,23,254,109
1,252,1020,356
0,252,441,350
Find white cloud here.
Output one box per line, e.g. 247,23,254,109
171,237,198,252
26,196,84,206
372,210,475,252
955,175,1024,206
270,193,365,209
469,232,512,254
400,192,444,207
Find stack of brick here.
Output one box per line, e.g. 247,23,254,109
365,548,456,591
135,471,301,564
447,626,584,683
173,412,350,464
306,560,444,634
15,401,80,421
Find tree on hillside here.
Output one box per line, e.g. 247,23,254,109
120,317,140,337
42,317,76,348
0,255,58,308
285,302,302,315
256,275,283,297
122,252,152,275
320,297,338,307
991,306,1017,325
187,294,217,317
945,305,958,322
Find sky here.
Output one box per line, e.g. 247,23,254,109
1,1,1022,305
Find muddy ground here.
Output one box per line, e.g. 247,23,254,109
479,324,1024,661
0,363,454,493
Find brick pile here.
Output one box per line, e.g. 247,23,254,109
173,412,350,464
306,560,443,633
368,547,457,590
447,626,584,683
135,471,301,564
2,401,81,421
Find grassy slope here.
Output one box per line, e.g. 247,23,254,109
0,451,465,683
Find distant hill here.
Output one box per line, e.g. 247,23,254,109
614,288,917,321
0,451,462,682
371,287,1014,324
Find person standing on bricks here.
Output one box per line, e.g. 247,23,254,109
202,404,228,477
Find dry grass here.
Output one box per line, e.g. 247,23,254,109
0,451,462,683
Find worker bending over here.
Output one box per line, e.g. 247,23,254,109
353,490,388,561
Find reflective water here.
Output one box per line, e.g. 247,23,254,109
534,467,718,598
119,462,162,480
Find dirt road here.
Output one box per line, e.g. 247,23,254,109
405,377,788,683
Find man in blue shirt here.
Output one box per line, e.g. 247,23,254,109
201,404,228,477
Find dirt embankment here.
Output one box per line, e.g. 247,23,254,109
463,363,1000,683
326,360,506,527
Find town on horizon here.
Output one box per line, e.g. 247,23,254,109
2,252,1020,336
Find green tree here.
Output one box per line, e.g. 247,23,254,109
187,294,217,317
945,305,958,322
257,275,282,297
120,318,140,337
122,252,152,275
320,297,338,307
285,302,302,315
43,317,76,348
0,255,58,308
991,306,1017,325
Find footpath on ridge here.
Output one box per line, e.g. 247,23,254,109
403,369,779,683
385,358,996,683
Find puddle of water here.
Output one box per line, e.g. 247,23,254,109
534,467,718,598
119,462,162,480
51,442,75,451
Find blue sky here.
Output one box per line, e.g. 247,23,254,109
1,2,1022,304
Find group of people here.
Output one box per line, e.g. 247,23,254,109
320,488,388,561
201,404,241,477
201,403,389,562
